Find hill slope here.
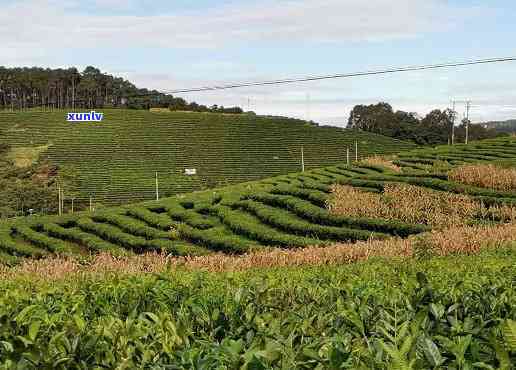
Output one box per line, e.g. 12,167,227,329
480,119,516,133
0,136,515,264
0,110,415,206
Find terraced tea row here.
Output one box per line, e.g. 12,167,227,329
0,110,415,205
1,136,515,263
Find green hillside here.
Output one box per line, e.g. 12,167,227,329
0,110,415,206
1,136,515,264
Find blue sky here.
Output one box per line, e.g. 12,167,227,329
3,0,516,125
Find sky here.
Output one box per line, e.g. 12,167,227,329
2,0,516,126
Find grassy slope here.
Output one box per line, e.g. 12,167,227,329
0,136,515,263
0,109,415,205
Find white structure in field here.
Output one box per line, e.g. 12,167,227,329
185,168,197,175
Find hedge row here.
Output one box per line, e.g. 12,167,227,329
92,213,170,240
12,225,73,254
369,175,516,199
40,222,128,256
76,218,153,253
291,178,332,193
247,193,430,237
0,251,18,265
176,224,250,254
126,207,175,230
270,186,328,208
210,205,321,248
162,202,218,230
234,200,388,241
0,232,47,258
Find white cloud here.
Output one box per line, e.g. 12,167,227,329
2,0,465,53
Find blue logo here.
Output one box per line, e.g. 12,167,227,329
67,111,104,122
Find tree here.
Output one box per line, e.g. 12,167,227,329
0,66,244,114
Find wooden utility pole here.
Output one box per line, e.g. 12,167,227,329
451,100,456,145
465,101,471,144
57,182,62,216
301,146,305,172
155,172,159,201
71,198,74,214
72,76,75,110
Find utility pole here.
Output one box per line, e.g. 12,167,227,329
301,146,305,172
451,100,456,145
71,198,74,214
465,101,471,144
57,182,62,216
306,93,311,122
346,147,350,166
355,141,358,162
89,196,93,212
155,171,159,201
72,76,75,110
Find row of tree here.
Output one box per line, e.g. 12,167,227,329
0,66,243,113
347,102,502,145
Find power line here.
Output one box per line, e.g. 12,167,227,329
6,56,516,110
162,56,516,94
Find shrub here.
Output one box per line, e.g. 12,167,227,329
248,193,428,237
176,224,250,253
0,232,47,258
126,207,175,230
12,225,72,254
210,205,321,247
92,213,171,239
234,200,387,241
163,202,217,230
76,218,150,252
270,186,328,207
41,222,128,256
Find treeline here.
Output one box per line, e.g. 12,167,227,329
0,66,243,113
347,102,503,145
481,120,516,134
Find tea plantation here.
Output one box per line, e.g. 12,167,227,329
0,110,415,206
1,250,515,368
0,136,515,264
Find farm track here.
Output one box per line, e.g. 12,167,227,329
1,136,515,262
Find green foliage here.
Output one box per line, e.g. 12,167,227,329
11,225,73,254
0,109,415,207
210,205,321,247
40,222,128,256
247,193,429,237
0,251,515,367
0,136,514,259
348,102,502,145
234,199,387,241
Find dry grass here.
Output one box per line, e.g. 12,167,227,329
7,145,50,168
448,164,516,191
0,223,514,281
360,156,401,172
328,183,481,228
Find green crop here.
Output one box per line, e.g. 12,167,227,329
0,250,515,368
0,136,514,259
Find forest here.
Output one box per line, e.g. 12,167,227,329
347,102,504,145
0,66,243,113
